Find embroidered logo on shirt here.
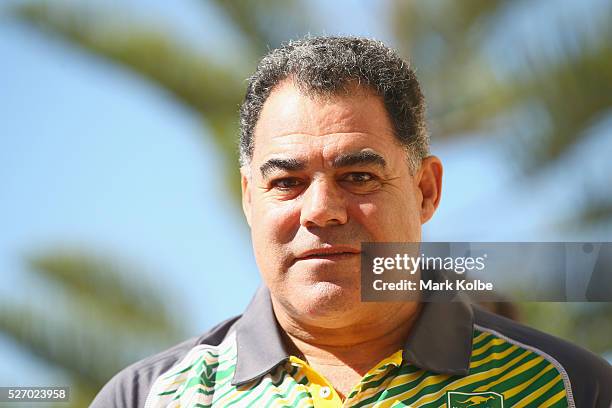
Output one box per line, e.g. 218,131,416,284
447,391,504,408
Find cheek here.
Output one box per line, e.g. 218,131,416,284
354,195,421,241
354,201,394,239
251,199,300,249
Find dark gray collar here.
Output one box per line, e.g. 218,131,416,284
231,286,474,386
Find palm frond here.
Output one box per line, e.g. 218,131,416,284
26,251,180,332
209,0,312,53
13,3,244,116
12,2,247,197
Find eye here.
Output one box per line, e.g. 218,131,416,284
343,172,374,183
339,172,381,194
271,177,302,190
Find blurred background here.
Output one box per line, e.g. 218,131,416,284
1,0,611,406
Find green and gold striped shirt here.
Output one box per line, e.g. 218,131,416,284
92,287,612,408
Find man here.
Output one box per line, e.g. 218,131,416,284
91,37,611,407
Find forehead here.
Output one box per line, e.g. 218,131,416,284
252,81,401,163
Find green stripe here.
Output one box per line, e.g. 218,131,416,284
350,369,436,407
471,330,495,349
164,355,204,379
505,369,565,405
470,341,515,363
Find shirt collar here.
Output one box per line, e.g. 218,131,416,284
232,285,474,386
233,286,289,386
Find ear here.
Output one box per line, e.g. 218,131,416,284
417,156,443,224
241,167,253,228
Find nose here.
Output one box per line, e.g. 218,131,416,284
300,178,348,228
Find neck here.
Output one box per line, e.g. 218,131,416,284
272,299,422,372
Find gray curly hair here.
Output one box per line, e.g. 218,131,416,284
239,36,429,173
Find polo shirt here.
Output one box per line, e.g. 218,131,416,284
91,286,612,408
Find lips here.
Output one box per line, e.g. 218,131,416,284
295,246,361,261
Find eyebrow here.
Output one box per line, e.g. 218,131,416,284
260,158,305,178
259,150,387,178
332,150,387,169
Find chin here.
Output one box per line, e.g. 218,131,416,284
291,280,362,323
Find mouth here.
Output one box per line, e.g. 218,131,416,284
294,247,361,262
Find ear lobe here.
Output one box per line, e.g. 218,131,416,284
241,170,253,228
418,156,443,224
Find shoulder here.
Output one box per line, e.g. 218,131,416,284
473,306,612,408
89,315,240,408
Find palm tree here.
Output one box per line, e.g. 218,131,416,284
10,1,612,222
389,1,612,211
0,250,186,407
9,1,314,199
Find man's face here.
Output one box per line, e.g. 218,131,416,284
241,80,441,326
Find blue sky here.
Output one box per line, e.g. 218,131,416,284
1,0,610,386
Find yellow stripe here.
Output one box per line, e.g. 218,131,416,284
513,376,563,408
470,345,519,369
404,349,531,407
377,350,404,368
270,383,315,408
503,364,555,399
472,331,492,345
348,369,422,405
539,388,567,408
374,372,452,408
296,396,315,408
473,356,544,391
471,337,507,358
